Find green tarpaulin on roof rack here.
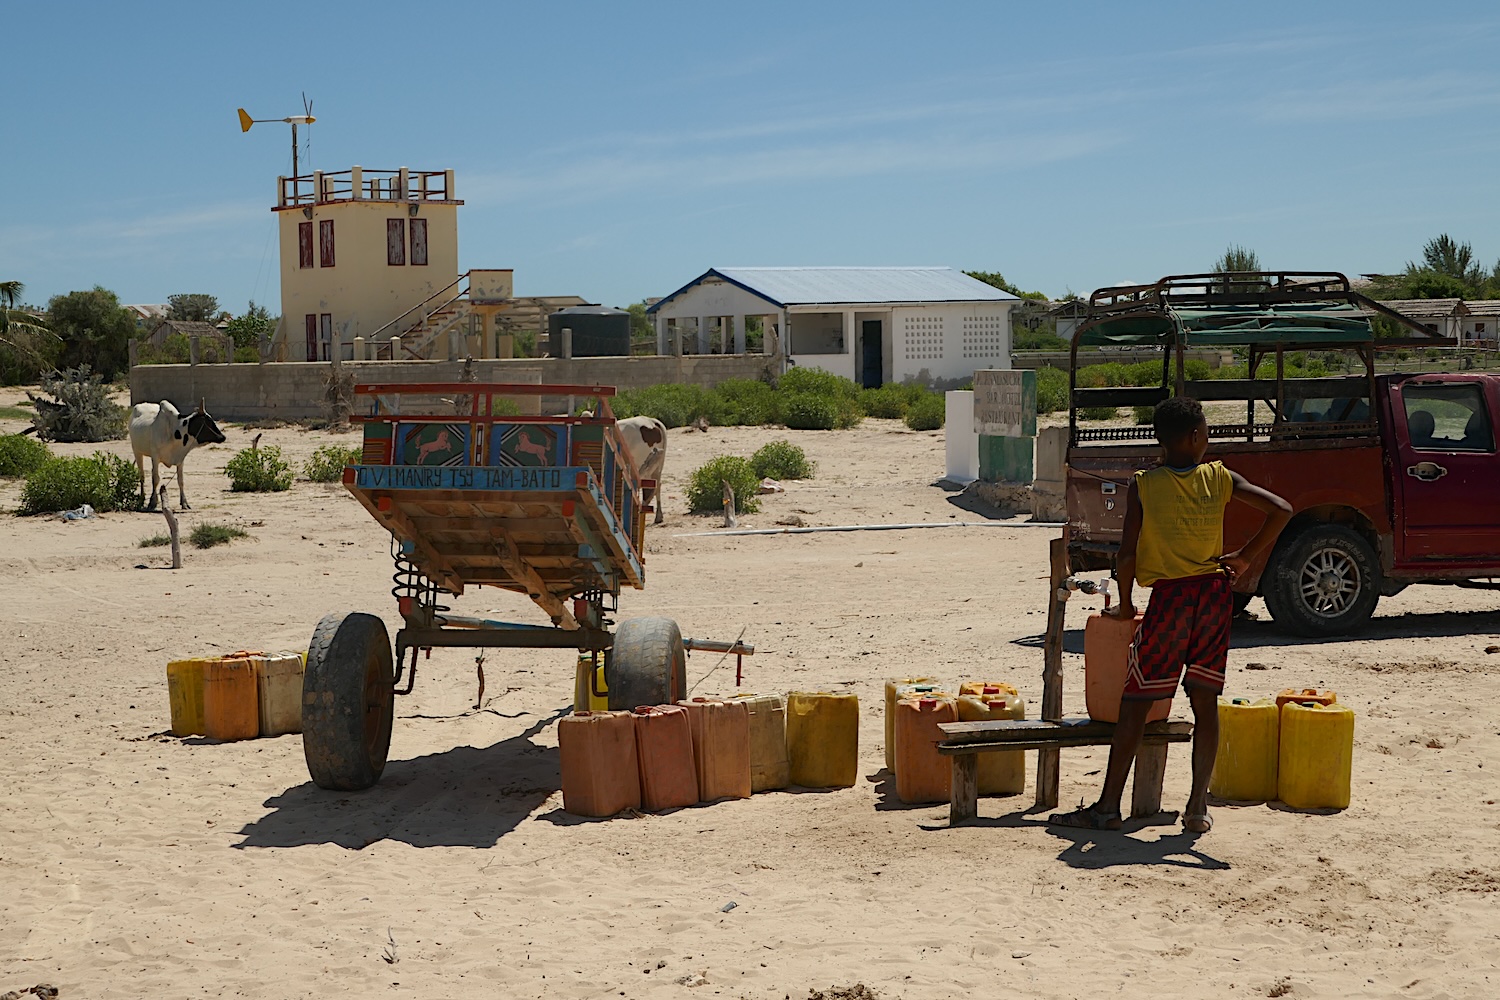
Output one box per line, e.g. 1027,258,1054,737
1077,302,1375,348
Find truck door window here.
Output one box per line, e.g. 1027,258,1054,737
1403,383,1494,452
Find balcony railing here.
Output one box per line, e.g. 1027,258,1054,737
277,167,456,208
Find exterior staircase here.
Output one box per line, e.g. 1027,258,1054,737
369,272,475,360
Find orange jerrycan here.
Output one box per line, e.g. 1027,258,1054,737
883,678,937,772
895,696,958,804
203,655,260,741
256,652,304,737
956,693,1026,795
787,691,859,788
1275,688,1336,710
678,698,751,802
632,705,699,811
1209,697,1279,802
1084,612,1170,723
559,711,641,817
729,693,789,792
1278,701,1354,810
166,658,210,736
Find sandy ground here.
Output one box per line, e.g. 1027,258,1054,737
2,389,1498,1000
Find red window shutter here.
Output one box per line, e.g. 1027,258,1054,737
409,218,428,266
298,222,314,269
305,314,317,361
387,219,406,266
319,219,335,267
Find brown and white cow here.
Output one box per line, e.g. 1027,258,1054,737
617,415,668,524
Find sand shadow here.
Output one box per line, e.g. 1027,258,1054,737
234,709,567,850
930,804,1228,868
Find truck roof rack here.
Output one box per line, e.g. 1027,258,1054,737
1074,271,1453,349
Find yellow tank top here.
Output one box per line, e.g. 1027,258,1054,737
1133,461,1234,586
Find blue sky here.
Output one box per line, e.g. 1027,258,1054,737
5,1,1500,313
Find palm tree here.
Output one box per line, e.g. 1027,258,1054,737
1,279,55,357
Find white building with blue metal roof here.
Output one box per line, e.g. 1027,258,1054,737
646,266,1018,388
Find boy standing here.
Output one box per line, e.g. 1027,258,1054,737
1051,396,1291,833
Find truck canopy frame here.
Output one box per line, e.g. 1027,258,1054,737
1069,271,1456,447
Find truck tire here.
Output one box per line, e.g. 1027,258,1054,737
302,612,395,790
1262,524,1380,637
607,617,686,710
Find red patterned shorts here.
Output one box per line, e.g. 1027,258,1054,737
1123,573,1231,700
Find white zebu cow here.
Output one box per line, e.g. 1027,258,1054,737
616,415,668,524
129,399,227,510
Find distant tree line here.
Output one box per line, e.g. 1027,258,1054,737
0,281,277,385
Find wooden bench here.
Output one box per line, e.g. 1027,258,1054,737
938,718,1194,825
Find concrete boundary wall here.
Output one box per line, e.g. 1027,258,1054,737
130,355,777,422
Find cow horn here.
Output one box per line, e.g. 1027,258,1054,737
197,397,205,413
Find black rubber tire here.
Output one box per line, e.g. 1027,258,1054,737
606,616,687,710
1262,524,1380,638
302,612,395,790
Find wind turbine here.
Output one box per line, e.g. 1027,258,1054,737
238,93,316,176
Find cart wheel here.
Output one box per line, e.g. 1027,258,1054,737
302,612,395,790
607,617,687,710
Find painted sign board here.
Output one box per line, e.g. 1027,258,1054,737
972,370,1037,438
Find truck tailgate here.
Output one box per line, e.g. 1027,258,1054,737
1067,442,1392,590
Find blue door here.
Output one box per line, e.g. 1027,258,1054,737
860,320,883,388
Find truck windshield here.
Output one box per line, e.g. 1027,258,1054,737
1403,383,1494,453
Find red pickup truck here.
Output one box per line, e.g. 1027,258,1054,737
1065,272,1492,636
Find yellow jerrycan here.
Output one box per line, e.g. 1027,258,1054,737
1209,697,1279,802
956,693,1026,795
166,658,211,736
1278,701,1355,810
884,678,937,772
787,691,859,788
573,654,609,713
958,681,1019,698
730,693,790,792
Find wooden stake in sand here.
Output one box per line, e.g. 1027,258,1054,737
722,480,737,528
159,485,181,569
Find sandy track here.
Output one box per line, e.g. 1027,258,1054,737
3,398,1499,999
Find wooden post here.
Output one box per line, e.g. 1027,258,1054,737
159,486,181,569
950,753,978,825
1035,534,1068,809
1130,743,1168,819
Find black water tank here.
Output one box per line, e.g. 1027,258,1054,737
547,305,632,357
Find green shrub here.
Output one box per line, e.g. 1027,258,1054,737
782,394,837,430
778,367,860,400
612,383,715,428
685,455,762,514
904,393,946,431
25,365,128,442
18,452,142,514
1133,405,1155,425
225,444,293,492
1183,359,1212,381
713,378,780,426
831,395,863,429
1079,406,1119,421
190,522,250,549
304,443,361,482
490,396,522,417
750,440,815,480
0,433,51,477
139,534,171,548
1036,367,1069,414
859,383,923,419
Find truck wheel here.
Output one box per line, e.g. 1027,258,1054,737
607,617,686,710
302,612,395,790
1262,525,1380,637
